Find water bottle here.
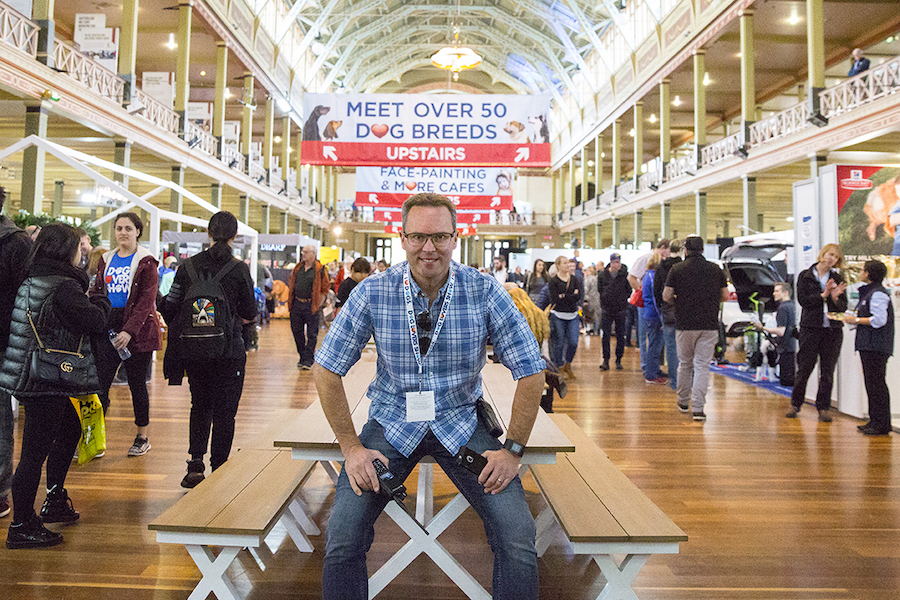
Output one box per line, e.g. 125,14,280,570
109,330,132,361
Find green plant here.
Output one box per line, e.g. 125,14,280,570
13,210,101,246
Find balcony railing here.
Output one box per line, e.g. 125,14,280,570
701,130,744,167
748,101,809,147
184,121,217,156
131,88,179,135
638,159,664,192
819,55,900,119
221,145,244,172
53,39,124,103
616,178,635,199
665,153,697,181
0,2,38,57
248,160,266,183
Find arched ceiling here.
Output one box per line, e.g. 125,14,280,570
288,0,620,95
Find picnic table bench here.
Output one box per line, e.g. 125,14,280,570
148,448,318,600
530,413,688,600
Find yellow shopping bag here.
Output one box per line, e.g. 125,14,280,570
70,394,106,465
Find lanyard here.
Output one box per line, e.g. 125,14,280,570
403,263,455,390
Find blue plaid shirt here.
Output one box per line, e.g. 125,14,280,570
315,261,545,457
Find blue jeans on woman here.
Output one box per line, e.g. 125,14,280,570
549,314,580,367
663,324,679,390
323,420,538,600
641,316,664,380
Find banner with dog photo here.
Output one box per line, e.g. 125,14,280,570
835,165,900,258
354,166,514,210
300,93,551,167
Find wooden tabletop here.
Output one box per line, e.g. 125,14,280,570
273,362,573,458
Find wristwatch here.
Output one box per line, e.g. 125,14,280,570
503,438,526,457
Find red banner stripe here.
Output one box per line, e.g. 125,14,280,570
355,192,512,210
302,141,550,167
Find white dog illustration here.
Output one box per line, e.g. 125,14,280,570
503,121,529,143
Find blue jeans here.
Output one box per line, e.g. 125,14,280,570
637,313,648,375
0,389,13,500
663,325,679,390
549,314,580,366
323,420,538,600
641,316,663,380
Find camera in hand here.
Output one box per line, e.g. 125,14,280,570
456,445,487,476
372,459,407,501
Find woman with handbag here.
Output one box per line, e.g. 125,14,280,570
547,255,583,380
90,212,161,457
0,223,110,548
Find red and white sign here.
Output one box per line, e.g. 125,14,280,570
355,166,514,210
301,93,551,167
836,165,881,212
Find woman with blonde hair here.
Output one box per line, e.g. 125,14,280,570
546,255,583,379
787,243,847,422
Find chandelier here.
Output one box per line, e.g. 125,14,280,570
431,2,481,81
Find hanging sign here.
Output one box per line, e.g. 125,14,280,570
355,166,514,209
300,93,551,167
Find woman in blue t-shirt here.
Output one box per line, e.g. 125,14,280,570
89,213,161,458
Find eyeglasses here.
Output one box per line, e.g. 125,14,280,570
416,311,432,355
403,232,456,248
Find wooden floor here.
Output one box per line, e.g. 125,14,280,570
2,320,899,600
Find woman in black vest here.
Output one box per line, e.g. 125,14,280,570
0,224,110,548
787,244,847,422
845,260,894,435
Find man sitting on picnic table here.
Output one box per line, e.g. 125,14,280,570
313,192,546,600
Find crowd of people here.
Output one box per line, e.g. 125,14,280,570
0,186,892,568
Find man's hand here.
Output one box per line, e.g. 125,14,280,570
343,444,390,496
478,448,521,495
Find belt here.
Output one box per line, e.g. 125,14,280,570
294,297,311,303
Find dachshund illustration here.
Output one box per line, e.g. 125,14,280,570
503,121,529,143
302,105,331,141
323,120,342,140
528,115,549,144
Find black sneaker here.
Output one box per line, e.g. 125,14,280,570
785,406,800,418
818,410,833,423
181,459,206,489
692,412,707,422
128,435,151,457
39,486,79,524
677,402,690,413
599,362,610,371
6,514,63,549
300,363,313,371
615,361,623,370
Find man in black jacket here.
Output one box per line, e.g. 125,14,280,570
0,187,32,519
597,253,631,370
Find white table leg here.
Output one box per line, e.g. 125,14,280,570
533,506,561,558
592,553,648,600
185,544,242,600
289,496,321,536
369,494,489,600
415,463,434,524
279,509,314,552
321,460,340,484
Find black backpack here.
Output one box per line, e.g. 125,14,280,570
177,257,240,361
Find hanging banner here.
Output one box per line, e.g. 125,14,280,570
355,166,514,209
301,93,551,167
835,165,900,258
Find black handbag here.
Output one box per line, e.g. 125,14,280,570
28,301,90,391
